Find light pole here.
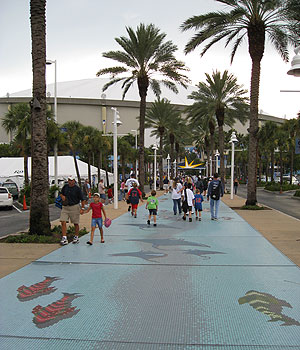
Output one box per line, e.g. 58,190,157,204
131,129,138,175
46,59,58,191
166,154,170,180
287,46,300,77
230,132,238,199
215,150,220,174
112,107,122,209
173,159,177,178
210,156,213,177
153,144,158,191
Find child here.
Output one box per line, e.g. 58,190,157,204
194,189,204,221
82,193,106,245
107,185,113,204
182,183,195,222
146,190,159,227
127,182,143,218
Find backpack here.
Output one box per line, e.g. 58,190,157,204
129,188,140,204
211,181,221,200
55,195,63,209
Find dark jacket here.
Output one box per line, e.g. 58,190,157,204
61,184,85,206
207,180,224,199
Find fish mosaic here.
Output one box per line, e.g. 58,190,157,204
32,292,81,328
184,249,226,260
127,238,210,250
238,290,300,326
17,276,61,302
110,250,168,263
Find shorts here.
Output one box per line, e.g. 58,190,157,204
183,205,192,214
131,204,138,210
60,204,80,224
92,217,103,228
163,184,168,190
195,207,202,212
148,209,157,215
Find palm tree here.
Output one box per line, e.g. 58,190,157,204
29,0,50,235
282,118,299,184
187,70,248,182
145,98,178,188
118,137,134,180
61,121,83,186
96,23,190,193
181,0,299,205
260,121,278,182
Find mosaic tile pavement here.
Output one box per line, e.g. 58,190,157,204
0,196,299,349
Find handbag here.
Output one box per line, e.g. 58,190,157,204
104,218,112,228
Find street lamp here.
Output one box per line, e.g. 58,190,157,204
152,144,158,191
230,131,238,199
173,159,177,178
111,107,122,209
166,154,170,180
46,59,58,191
131,129,138,176
210,156,213,177
287,46,300,77
215,150,220,174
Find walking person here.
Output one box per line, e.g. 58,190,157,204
125,173,139,212
146,190,159,227
82,193,107,245
60,175,87,245
207,173,224,221
98,179,106,204
127,182,143,218
194,189,204,221
171,178,182,215
163,176,169,194
234,177,239,195
83,179,91,199
182,183,195,222
120,179,126,200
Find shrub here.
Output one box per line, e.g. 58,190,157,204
264,182,299,192
294,190,300,198
241,205,265,210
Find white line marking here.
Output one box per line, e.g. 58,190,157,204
13,205,23,213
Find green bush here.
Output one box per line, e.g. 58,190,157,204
294,190,300,198
264,182,299,192
241,205,265,210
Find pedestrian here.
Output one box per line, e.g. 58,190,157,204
182,183,195,222
146,190,159,227
127,182,143,218
60,175,86,245
125,173,139,212
107,185,113,204
82,193,107,245
98,179,106,204
163,176,169,194
149,178,153,190
202,177,208,196
169,177,174,192
234,177,239,195
194,189,204,221
207,173,224,221
120,179,126,200
171,178,182,215
195,176,204,193
82,179,91,199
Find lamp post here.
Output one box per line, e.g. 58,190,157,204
46,59,58,191
111,107,122,209
153,144,158,191
287,46,300,77
230,132,238,199
166,154,170,180
215,150,220,174
131,129,138,175
210,156,213,177
173,159,177,178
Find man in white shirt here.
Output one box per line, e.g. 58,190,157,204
182,183,195,222
125,174,140,212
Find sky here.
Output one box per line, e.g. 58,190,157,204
0,0,299,120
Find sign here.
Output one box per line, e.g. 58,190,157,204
296,138,300,154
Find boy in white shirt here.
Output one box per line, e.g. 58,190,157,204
182,183,195,222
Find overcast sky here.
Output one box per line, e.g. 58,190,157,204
0,0,299,119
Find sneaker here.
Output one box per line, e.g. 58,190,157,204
128,206,131,212
211,217,215,221
72,236,79,244
147,220,150,225
199,218,202,221
189,218,192,222
196,217,198,221
60,237,68,246
86,241,93,245
153,224,157,227
134,214,137,218
174,213,177,215
182,216,186,221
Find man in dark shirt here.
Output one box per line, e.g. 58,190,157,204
60,175,86,245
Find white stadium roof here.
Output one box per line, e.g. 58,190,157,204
10,78,197,106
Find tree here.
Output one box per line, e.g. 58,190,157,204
187,70,248,182
29,0,50,235
181,0,299,205
96,23,190,193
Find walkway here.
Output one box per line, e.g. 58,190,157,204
0,196,300,349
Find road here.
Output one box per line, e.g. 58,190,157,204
0,202,61,238
235,184,300,220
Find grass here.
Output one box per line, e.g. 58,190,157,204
0,225,89,244
240,205,266,210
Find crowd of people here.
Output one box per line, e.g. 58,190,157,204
58,172,224,246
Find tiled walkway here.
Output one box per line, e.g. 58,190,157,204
1,196,300,349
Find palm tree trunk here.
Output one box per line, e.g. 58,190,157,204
97,154,101,183
72,152,81,187
217,123,225,184
29,0,51,235
87,154,91,185
24,153,29,186
159,134,163,190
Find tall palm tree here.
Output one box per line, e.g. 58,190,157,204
181,0,299,205
29,0,50,235
187,70,248,182
145,98,177,188
96,23,190,193
282,118,299,184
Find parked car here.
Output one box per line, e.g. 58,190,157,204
282,175,299,185
0,187,13,210
2,181,19,199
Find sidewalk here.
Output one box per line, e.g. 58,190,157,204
0,193,300,349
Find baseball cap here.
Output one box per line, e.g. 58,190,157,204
93,193,100,197
68,175,75,181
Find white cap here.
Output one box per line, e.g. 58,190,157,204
68,175,75,181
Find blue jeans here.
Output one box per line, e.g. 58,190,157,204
173,199,182,214
91,217,103,228
210,199,220,219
